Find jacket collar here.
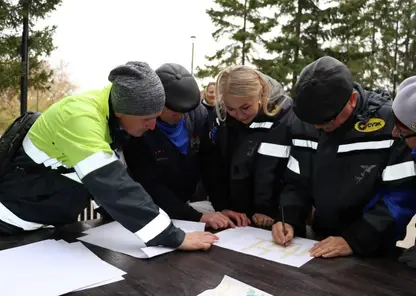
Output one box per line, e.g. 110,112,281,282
224,98,293,129
107,93,131,150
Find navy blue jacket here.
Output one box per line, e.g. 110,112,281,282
123,104,208,222
202,97,295,217
202,99,216,131
279,83,416,255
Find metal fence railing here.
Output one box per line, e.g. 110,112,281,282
77,200,101,221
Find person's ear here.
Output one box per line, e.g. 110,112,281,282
348,92,358,108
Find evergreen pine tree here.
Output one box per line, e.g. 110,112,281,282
325,0,371,86
0,0,62,94
195,0,274,79
253,0,330,91
394,0,416,93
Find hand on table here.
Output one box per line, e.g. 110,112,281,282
178,232,219,251
252,213,274,228
309,236,353,258
200,212,236,230
221,210,251,227
272,222,294,246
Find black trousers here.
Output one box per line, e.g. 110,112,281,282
0,146,90,235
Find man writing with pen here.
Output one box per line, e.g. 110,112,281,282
272,56,416,258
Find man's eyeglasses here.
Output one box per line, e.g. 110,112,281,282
393,112,416,140
398,131,416,140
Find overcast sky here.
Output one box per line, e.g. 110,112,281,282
38,0,221,91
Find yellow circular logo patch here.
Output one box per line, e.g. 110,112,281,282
354,118,386,132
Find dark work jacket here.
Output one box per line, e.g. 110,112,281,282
202,99,295,217
279,83,416,256
202,99,217,131
0,98,186,248
123,104,208,222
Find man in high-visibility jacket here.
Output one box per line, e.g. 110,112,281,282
0,61,217,250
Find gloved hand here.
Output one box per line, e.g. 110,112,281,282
399,244,416,268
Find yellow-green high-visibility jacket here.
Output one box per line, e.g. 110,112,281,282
21,84,185,247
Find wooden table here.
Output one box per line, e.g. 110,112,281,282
1,219,415,296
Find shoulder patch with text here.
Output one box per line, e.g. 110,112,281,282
354,118,386,133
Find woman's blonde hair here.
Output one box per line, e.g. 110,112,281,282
214,65,286,121
206,81,216,92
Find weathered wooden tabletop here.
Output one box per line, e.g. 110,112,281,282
1,219,415,296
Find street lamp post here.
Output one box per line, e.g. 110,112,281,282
190,36,196,75
20,0,30,115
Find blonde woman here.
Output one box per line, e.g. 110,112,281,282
204,82,216,105
201,65,294,228
202,82,217,128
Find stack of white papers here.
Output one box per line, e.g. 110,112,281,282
78,219,205,258
198,275,272,296
0,239,126,296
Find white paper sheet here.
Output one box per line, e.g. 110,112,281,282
78,219,205,258
56,241,126,291
0,239,126,296
79,225,148,258
198,275,272,296
171,219,206,232
214,227,317,268
75,276,125,291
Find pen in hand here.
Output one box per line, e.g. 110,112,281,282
281,206,287,247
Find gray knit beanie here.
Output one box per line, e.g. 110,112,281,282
392,76,416,131
108,61,165,116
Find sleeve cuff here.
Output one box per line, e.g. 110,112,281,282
276,206,307,237
254,205,275,217
210,197,229,212
185,206,204,222
342,219,383,256
148,223,186,248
